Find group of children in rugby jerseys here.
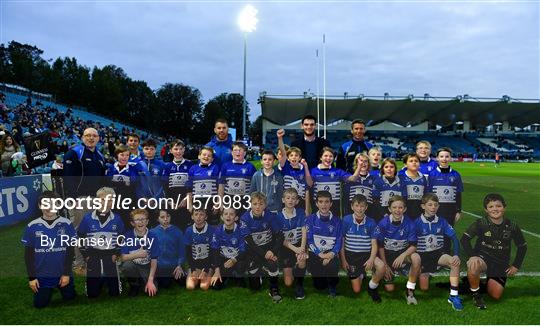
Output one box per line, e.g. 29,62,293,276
22,133,527,311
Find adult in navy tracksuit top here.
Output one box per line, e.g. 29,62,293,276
205,121,233,167
62,128,106,198
78,209,125,297
336,120,373,174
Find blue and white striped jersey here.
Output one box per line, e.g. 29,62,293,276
310,166,351,201
428,167,464,204
187,162,220,196
219,160,256,196
342,214,377,253
373,175,402,207
414,214,456,253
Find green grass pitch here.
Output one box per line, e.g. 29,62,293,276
0,162,538,324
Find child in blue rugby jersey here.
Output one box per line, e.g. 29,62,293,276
275,188,307,299
400,153,428,219
373,158,403,222
306,191,342,297
184,208,215,291
187,146,221,225
120,209,160,297
428,147,464,226
308,147,363,217
22,191,77,308
368,147,382,177
78,187,124,298
343,153,377,218
152,209,185,289
415,193,463,311
218,141,256,216
162,139,193,230
340,194,385,303
239,192,283,303
277,128,313,215
106,144,150,224
211,208,246,290
374,195,421,305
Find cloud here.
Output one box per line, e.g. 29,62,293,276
2,1,538,121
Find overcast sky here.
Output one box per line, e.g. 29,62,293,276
2,1,539,121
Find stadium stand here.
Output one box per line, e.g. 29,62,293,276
0,87,166,175
260,95,540,160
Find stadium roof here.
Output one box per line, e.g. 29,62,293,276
260,95,540,127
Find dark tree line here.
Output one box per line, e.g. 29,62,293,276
0,41,261,144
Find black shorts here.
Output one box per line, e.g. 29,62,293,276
245,247,279,277
279,243,301,269
189,258,212,271
215,255,245,278
480,255,508,287
345,252,371,279
419,249,444,274
384,249,410,282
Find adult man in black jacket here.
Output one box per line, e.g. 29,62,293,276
290,115,330,170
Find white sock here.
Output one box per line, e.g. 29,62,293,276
471,287,480,293
369,280,379,289
450,289,459,296
406,281,416,291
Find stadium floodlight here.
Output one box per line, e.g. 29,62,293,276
238,4,258,139
238,4,258,33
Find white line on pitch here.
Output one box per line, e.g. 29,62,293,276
462,210,540,239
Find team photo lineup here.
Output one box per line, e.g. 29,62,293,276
13,116,527,312
1,2,538,324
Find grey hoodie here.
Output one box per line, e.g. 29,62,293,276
249,167,284,212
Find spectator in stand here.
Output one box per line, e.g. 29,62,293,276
1,133,21,176
127,133,144,166
58,140,69,154
108,138,116,159
205,118,233,167
291,115,330,170
161,143,173,163
337,119,373,174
